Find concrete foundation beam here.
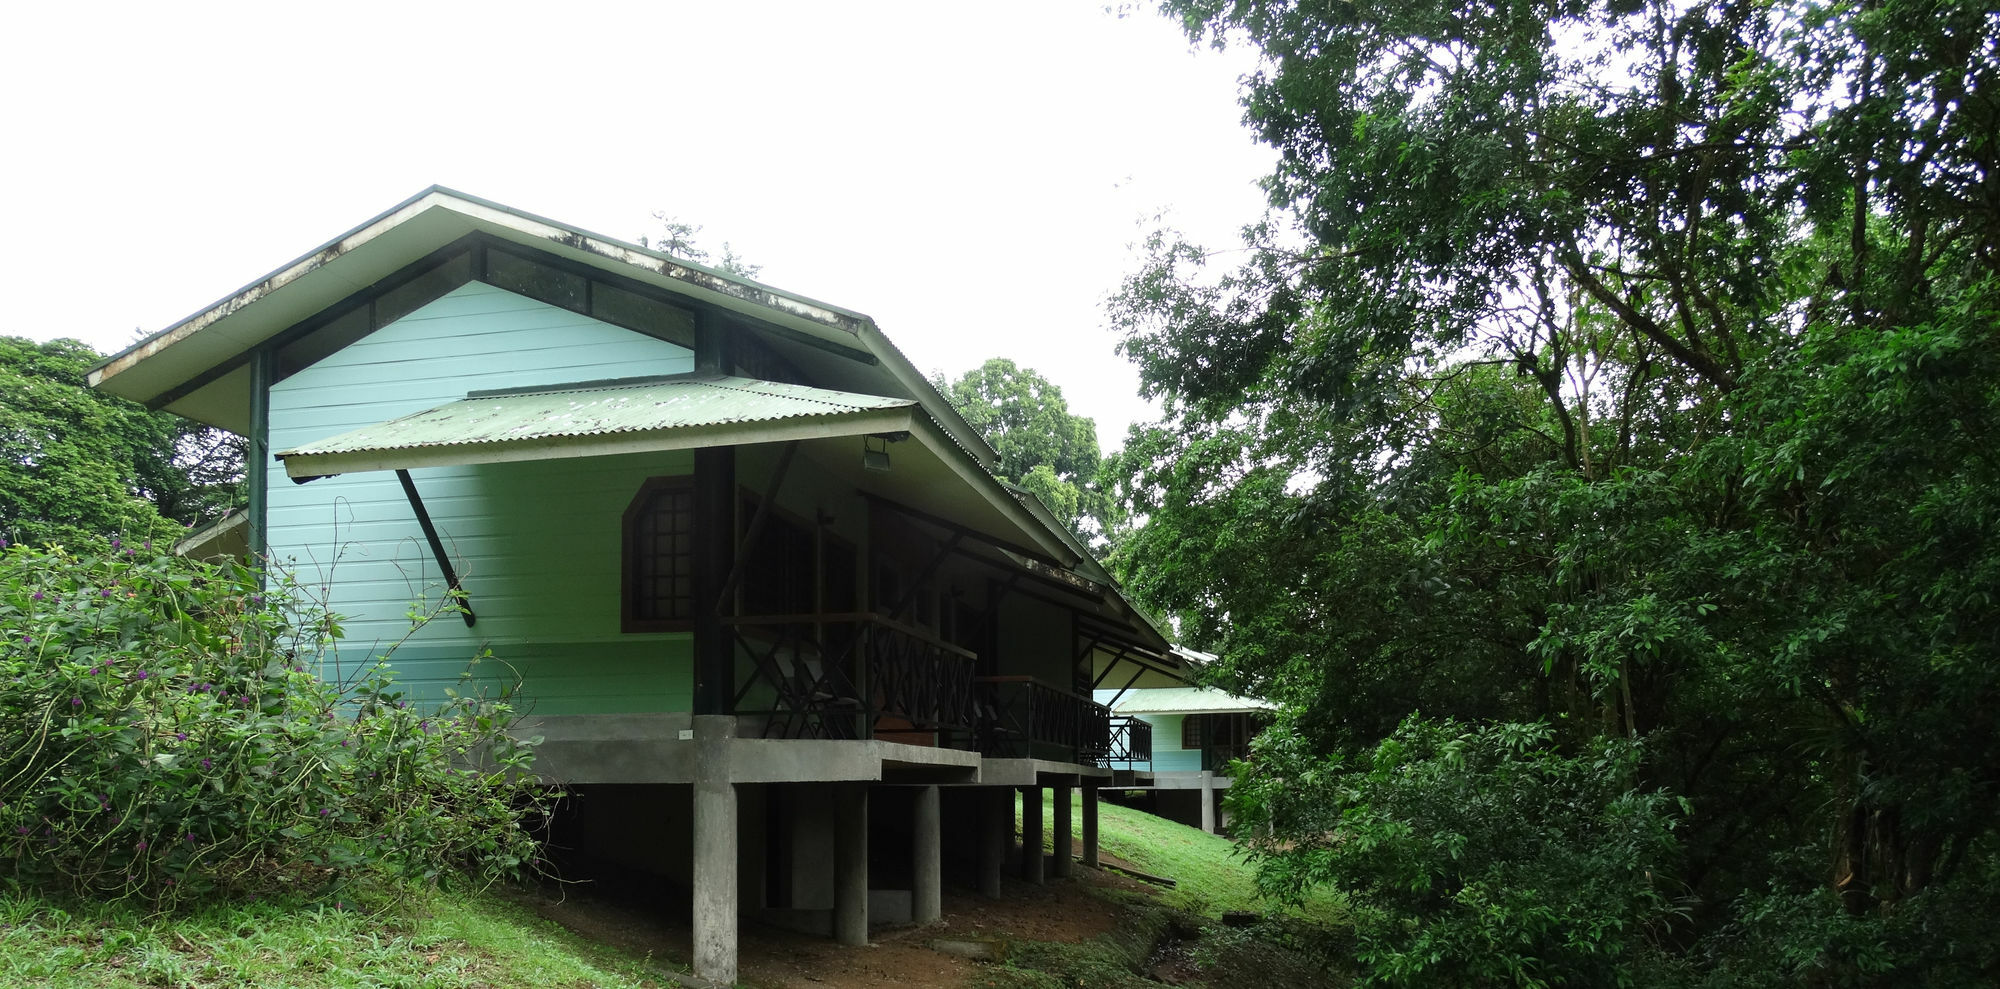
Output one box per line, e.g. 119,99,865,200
834,783,869,946
978,787,1006,899
913,785,941,924
1021,785,1045,885
1051,783,1073,879
692,715,738,985
1082,785,1099,869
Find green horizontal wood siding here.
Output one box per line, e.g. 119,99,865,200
267,281,698,714
1139,713,1201,772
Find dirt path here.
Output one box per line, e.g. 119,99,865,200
522,846,1159,989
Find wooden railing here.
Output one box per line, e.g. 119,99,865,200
1104,716,1153,770
726,613,977,741
974,675,1113,764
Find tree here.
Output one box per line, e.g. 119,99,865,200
1114,0,2000,982
937,358,1111,540
0,336,242,547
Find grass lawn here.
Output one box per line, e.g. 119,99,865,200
0,884,677,989
1018,789,1346,925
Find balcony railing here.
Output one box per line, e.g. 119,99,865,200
1104,716,1153,770
726,613,977,742
974,675,1113,764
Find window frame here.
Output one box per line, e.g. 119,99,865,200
622,475,698,633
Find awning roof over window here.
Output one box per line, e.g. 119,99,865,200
276,374,920,480
1111,687,1277,717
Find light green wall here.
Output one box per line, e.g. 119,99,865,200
1139,712,1201,772
266,281,698,713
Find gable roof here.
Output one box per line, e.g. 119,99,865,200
86,186,998,465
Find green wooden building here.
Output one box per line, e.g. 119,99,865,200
89,188,1189,983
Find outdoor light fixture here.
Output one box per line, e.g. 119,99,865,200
863,434,893,473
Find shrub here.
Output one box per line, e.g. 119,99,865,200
1232,715,1686,986
0,539,553,907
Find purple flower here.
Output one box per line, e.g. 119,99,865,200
132,670,150,681
100,588,112,598
30,591,42,602
143,541,152,551
110,537,120,550
19,636,29,646
174,732,187,742
200,759,212,770
70,698,81,707
134,840,147,852
13,826,27,836
319,808,330,817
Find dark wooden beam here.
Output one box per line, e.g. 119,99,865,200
713,441,799,614
693,446,736,715
395,469,475,627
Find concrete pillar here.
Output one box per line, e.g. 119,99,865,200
834,783,869,946
1082,785,1100,869
1051,783,1073,879
1021,785,1045,884
913,785,942,924
1200,769,1217,834
692,715,738,985
977,788,1006,899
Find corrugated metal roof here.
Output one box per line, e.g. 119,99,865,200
278,374,916,458
1112,687,1277,716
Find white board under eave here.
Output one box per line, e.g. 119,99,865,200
266,281,698,714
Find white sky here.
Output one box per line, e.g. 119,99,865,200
0,0,1273,450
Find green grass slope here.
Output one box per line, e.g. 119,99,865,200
0,886,676,989
1018,790,1345,924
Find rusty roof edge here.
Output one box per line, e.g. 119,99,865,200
88,186,886,390
87,185,454,387
853,319,1001,468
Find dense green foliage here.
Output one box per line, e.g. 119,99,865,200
0,542,552,908
1114,0,2000,983
939,357,1112,538
0,336,240,548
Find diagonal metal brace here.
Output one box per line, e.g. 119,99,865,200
396,469,475,627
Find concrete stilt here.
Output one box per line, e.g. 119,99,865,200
977,788,1006,899
1200,769,1217,834
692,715,738,985
1051,783,1073,879
1082,785,1100,869
1021,785,1045,884
834,783,869,946
913,785,942,924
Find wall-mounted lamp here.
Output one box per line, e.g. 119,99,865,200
863,434,893,473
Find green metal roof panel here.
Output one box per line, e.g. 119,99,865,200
1111,687,1277,717
277,374,916,459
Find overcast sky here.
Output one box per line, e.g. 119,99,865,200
1,1,1272,448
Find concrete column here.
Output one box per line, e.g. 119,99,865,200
1200,770,1217,835
834,783,869,946
977,788,1006,899
1082,785,1100,869
1021,785,1045,884
1051,783,1073,879
912,785,942,924
692,715,738,985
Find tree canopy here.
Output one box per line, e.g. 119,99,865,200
0,336,241,548
938,358,1111,539
1114,0,2000,982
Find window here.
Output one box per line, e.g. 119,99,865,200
1181,716,1203,750
623,477,695,631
